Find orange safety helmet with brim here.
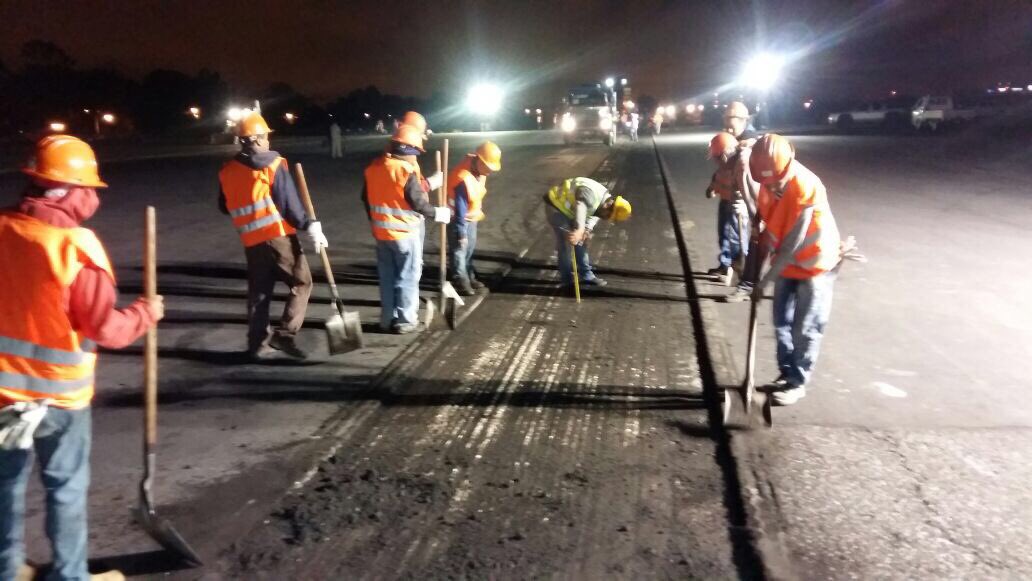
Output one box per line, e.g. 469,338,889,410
750,133,795,185
238,112,273,138
401,111,428,135
22,135,108,188
391,124,425,152
707,132,739,160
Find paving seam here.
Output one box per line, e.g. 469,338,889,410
651,136,795,581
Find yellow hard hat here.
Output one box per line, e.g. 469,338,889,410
22,135,108,188
476,141,501,171
609,195,631,222
238,112,273,138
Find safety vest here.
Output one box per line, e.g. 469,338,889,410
0,212,115,410
709,167,736,201
365,154,423,241
219,157,297,247
760,164,840,279
447,156,487,222
547,177,608,220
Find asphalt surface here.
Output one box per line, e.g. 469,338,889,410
656,129,1032,579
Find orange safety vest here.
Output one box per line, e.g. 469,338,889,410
0,212,115,410
447,156,487,222
219,156,297,247
709,166,736,202
760,164,840,279
365,154,423,241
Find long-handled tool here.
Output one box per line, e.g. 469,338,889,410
134,206,203,566
570,243,582,303
428,140,464,330
722,290,772,429
293,163,364,354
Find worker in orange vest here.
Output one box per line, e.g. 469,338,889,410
361,124,449,334
749,134,841,406
705,132,756,285
218,112,328,361
0,136,163,581
447,141,501,295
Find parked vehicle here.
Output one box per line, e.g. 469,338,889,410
560,84,617,146
827,99,911,130
910,95,978,131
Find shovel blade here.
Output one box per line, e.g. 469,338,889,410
325,310,364,355
441,282,466,306
721,386,772,430
132,503,203,567
422,297,437,328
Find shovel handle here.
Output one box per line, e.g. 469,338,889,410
293,163,343,303
144,207,158,448
438,141,449,310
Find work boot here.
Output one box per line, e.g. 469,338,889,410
581,277,608,287
248,344,280,363
453,277,475,297
90,571,125,581
721,286,752,303
469,277,486,290
393,322,425,335
269,335,309,360
770,385,806,406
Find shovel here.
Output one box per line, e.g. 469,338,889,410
428,140,464,330
569,243,582,304
133,206,203,566
293,163,364,354
721,289,772,429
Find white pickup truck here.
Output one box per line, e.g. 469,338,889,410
827,100,910,130
910,95,978,131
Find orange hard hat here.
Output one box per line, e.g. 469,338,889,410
392,123,425,152
749,134,795,185
22,135,108,188
238,112,272,138
724,101,750,120
401,111,427,134
708,132,738,160
475,141,501,171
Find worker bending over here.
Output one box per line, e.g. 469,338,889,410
544,177,632,291
750,134,841,406
362,124,449,334
447,141,501,295
0,136,163,581
218,113,327,362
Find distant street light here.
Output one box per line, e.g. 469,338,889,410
284,112,296,123
188,106,201,119
604,77,615,88
740,53,784,91
466,83,504,117
620,78,627,86
48,122,66,132
624,100,635,110
102,113,116,124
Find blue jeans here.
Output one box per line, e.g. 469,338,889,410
547,207,595,285
717,200,749,268
447,221,478,284
375,221,424,329
0,406,91,581
772,272,836,387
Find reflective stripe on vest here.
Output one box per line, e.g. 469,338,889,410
365,155,423,241
447,156,487,222
0,213,113,409
547,177,608,220
219,156,297,247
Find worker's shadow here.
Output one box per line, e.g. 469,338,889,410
24,550,198,578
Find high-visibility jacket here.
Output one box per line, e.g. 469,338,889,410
365,154,423,241
709,167,736,201
447,156,487,222
0,212,115,409
547,177,608,220
219,156,296,247
760,164,840,279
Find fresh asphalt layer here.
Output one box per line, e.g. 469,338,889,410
656,129,1032,579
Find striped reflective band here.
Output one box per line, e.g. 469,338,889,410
236,213,284,234
370,205,419,218
0,371,93,394
0,335,91,366
229,197,274,218
372,220,416,232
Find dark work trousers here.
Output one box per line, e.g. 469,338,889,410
243,234,313,352
738,227,768,290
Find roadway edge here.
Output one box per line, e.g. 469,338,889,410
652,136,797,581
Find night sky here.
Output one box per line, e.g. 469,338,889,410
3,0,1030,104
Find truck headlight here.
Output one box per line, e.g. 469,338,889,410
599,117,612,131
561,115,577,133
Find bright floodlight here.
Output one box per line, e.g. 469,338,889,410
741,53,784,91
467,83,503,117
604,77,615,88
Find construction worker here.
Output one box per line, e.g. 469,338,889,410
651,110,664,135
723,100,758,141
720,101,764,302
447,141,501,295
544,177,632,290
749,134,841,406
401,111,428,137
329,121,343,158
218,112,327,361
361,124,449,334
705,132,756,284
0,136,163,581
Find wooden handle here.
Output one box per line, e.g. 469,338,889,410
438,141,448,296
292,163,341,300
144,206,158,447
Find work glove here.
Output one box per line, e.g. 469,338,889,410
732,199,748,217
0,400,50,450
433,207,451,224
301,220,329,254
705,188,716,199
426,171,444,191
